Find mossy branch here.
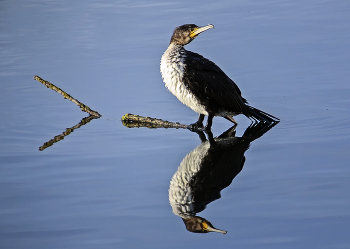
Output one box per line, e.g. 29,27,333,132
34,75,101,117
122,113,188,129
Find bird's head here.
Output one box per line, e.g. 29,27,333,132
182,216,227,234
170,24,214,46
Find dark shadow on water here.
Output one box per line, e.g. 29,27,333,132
168,121,277,234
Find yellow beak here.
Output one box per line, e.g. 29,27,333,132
190,24,215,38
202,220,227,234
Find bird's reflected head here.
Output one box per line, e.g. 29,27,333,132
170,24,214,46
182,216,227,234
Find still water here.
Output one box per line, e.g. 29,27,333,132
1,1,350,248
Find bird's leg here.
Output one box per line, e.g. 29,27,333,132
204,129,216,145
203,114,214,131
188,114,205,131
195,130,215,145
196,131,207,143
218,125,237,139
224,115,238,125
195,114,205,127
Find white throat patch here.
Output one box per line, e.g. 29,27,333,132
160,44,208,115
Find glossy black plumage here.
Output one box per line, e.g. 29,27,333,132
182,50,249,116
160,24,279,130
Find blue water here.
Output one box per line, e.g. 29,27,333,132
1,1,350,248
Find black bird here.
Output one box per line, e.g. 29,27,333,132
160,24,279,131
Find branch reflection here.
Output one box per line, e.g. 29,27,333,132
169,121,277,234
39,115,100,151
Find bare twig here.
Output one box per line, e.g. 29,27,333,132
34,75,101,117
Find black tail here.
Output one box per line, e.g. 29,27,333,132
246,106,279,123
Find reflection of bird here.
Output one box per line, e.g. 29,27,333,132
161,24,279,131
168,122,277,234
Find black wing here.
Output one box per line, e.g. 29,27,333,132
183,50,248,114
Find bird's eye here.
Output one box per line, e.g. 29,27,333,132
190,28,194,32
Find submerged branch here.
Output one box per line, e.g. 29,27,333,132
122,113,188,129
39,115,99,151
33,75,101,118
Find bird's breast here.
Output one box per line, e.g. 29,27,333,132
160,45,208,115
168,142,211,218
160,48,186,97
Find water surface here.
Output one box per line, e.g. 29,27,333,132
1,1,350,248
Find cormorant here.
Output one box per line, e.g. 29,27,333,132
160,24,279,131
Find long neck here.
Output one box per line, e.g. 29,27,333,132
166,43,185,55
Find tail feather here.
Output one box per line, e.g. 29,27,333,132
246,106,279,123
